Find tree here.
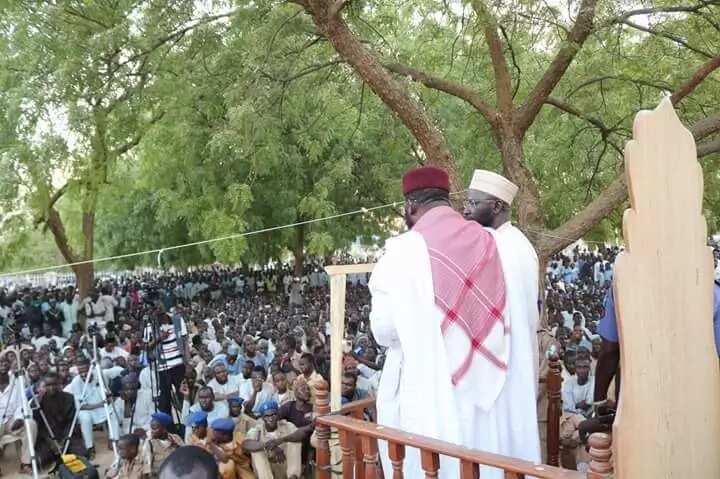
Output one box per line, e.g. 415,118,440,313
285,0,720,265
96,5,412,274
0,2,234,295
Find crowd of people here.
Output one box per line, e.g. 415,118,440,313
0,263,380,478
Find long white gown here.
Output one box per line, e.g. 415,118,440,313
369,223,540,479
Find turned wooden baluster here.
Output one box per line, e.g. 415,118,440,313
459,460,478,479
387,442,405,479
361,434,380,479
339,429,355,479
420,450,440,479
546,353,562,466
315,380,332,479
587,433,613,478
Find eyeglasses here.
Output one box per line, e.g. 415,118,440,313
463,198,497,208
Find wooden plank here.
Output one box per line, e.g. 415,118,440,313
318,415,583,479
329,273,347,411
325,263,376,276
613,97,720,477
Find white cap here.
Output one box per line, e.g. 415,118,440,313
469,169,519,206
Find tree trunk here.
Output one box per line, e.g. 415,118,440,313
495,126,544,237
293,224,305,277
74,263,94,301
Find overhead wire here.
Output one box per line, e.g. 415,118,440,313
0,190,617,278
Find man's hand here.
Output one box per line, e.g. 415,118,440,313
576,400,590,411
160,330,170,340
132,427,147,438
268,446,286,464
179,381,189,398
10,419,23,431
264,438,283,450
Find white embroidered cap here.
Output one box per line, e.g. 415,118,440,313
469,169,519,205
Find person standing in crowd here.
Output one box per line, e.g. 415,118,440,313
84,288,108,333
145,309,189,416
370,166,509,478
462,169,542,467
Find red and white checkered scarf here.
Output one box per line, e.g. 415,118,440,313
414,206,509,407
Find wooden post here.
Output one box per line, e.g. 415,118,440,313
587,433,613,478
315,380,332,479
338,429,355,479
329,273,347,412
613,98,720,476
388,442,406,479
545,354,562,466
325,264,375,411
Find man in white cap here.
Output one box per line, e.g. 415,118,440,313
463,169,541,469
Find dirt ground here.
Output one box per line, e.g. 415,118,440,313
0,428,114,478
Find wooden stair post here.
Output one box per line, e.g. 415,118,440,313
315,379,331,479
546,354,562,466
587,433,612,478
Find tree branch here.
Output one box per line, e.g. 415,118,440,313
538,109,720,256
113,111,165,156
300,0,457,184
328,0,349,19
690,111,720,141
607,3,718,26
698,136,720,158
545,97,624,155
671,55,720,105
620,19,714,58
517,0,599,134
472,1,513,112
384,62,496,122
45,207,79,264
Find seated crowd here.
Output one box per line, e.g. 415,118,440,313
0,262,380,477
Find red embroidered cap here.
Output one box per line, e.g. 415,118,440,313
402,166,450,195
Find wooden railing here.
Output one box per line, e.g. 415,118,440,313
313,356,612,478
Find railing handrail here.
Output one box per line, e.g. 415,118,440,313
337,397,376,416
317,414,585,479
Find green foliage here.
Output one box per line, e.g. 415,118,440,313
2,0,720,274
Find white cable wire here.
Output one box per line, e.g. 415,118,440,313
0,190,612,278
0,200,403,277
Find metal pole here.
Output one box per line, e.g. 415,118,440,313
92,335,119,466
17,367,39,478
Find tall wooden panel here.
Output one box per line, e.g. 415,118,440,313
613,97,720,477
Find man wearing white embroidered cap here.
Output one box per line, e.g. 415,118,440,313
463,169,542,471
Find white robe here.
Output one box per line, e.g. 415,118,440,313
370,230,462,479
485,223,541,467
370,224,540,479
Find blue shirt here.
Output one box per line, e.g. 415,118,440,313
599,284,720,355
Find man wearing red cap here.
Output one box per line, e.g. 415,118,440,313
370,166,510,478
